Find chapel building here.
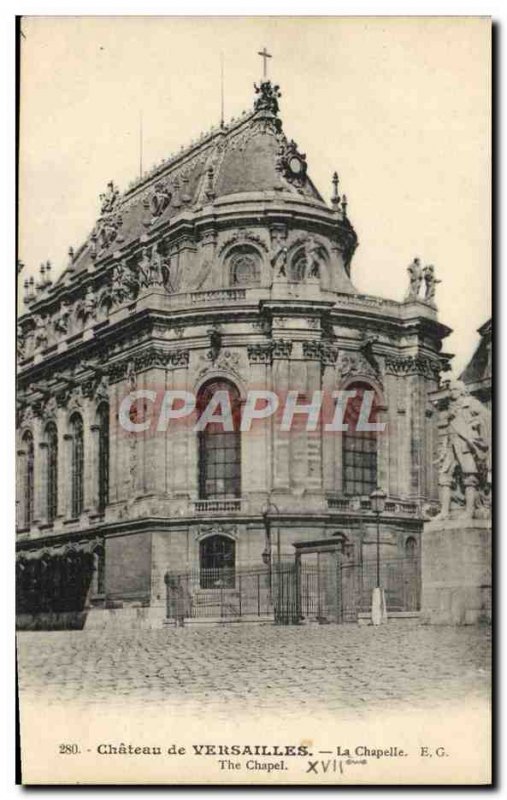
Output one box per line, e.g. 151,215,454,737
16,74,451,627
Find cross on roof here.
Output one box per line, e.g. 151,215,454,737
257,47,272,79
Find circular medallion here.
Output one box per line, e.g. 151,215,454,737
289,156,303,175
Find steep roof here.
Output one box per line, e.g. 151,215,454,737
56,80,327,285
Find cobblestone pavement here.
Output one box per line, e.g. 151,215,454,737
17,623,491,719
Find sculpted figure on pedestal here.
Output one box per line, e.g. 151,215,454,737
423,264,441,303
405,257,422,300
437,381,491,519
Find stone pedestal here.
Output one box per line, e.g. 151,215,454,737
421,518,491,624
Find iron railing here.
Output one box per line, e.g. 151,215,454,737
165,556,421,625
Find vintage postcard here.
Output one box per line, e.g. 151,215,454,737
16,16,492,785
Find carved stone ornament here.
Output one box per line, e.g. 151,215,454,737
53,300,72,336
337,350,382,384
247,343,274,365
196,524,238,541
385,355,441,380
253,80,282,116
34,315,48,349
150,181,172,217
99,181,119,216
218,229,269,257
67,386,83,412
110,261,138,307
77,286,97,325
271,339,293,360
195,349,243,382
276,138,308,187
302,341,339,367
107,349,190,384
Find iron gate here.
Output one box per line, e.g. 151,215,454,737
164,556,420,624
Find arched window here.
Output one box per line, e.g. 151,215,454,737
342,381,379,496
197,379,241,499
70,413,84,517
46,423,58,524
405,536,418,557
200,535,235,588
290,250,307,282
21,431,34,528
227,246,261,287
97,403,109,514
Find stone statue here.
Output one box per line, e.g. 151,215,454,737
423,264,441,303
437,381,491,518
151,182,172,217
83,285,97,322
253,80,282,116
54,300,71,334
34,315,48,349
271,244,288,278
111,261,138,305
138,247,152,288
148,249,164,286
305,236,322,279
111,262,126,305
99,181,119,215
406,257,423,300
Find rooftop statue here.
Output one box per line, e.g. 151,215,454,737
423,264,441,304
253,80,282,115
437,381,491,519
405,257,423,300
99,180,119,216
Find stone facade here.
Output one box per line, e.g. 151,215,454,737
16,79,452,628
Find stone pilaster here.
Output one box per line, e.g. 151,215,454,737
173,358,191,498
322,361,338,494
144,367,169,497
55,405,68,521
271,341,292,492
82,398,95,513
37,439,48,526
288,356,308,492
304,353,323,492
31,416,43,526
244,349,272,495
89,423,100,511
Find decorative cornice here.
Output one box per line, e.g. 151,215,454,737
108,348,189,383
271,339,293,360
302,340,339,367
385,355,442,379
247,343,273,365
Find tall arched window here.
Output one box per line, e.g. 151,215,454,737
46,423,58,524
200,535,235,588
97,403,109,514
197,379,241,499
22,431,34,528
70,413,84,517
342,381,379,496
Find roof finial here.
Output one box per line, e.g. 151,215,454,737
331,171,340,208
257,46,272,80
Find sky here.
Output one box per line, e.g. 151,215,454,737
18,16,491,374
